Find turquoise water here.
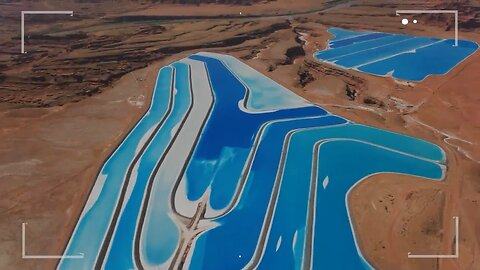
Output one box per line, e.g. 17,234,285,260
197,52,308,111
58,67,174,270
188,123,444,270
103,62,192,269
311,140,442,269
315,28,479,81
185,54,325,212
256,125,444,270
188,116,347,270
139,58,215,268
60,52,448,270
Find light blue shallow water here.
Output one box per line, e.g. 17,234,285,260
58,67,174,270
103,63,192,269
256,124,444,270
315,28,479,81
188,116,347,270
197,52,308,111
311,140,443,269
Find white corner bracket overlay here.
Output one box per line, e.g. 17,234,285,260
408,216,459,259
21,11,74,54
396,10,458,47
22,222,84,259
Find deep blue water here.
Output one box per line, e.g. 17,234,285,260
330,33,391,48
316,34,412,61
333,37,439,68
315,28,479,81
359,39,479,81
188,116,347,270
186,55,326,211
328,28,372,41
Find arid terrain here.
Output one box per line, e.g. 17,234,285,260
0,0,479,269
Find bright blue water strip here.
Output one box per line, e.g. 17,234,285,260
188,116,347,270
186,55,327,211
316,34,412,61
358,39,479,81
333,37,440,68
330,33,391,48
197,52,308,111
103,63,191,269
315,28,478,81
328,27,373,41
140,59,215,268
256,124,444,270
58,67,174,270
311,140,443,269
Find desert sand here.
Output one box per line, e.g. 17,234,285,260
0,0,479,269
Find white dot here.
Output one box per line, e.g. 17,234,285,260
413,19,418,24
239,12,242,15
238,255,242,258
402,19,409,25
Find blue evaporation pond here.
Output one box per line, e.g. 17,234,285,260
359,39,479,81
315,28,479,81
329,32,391,49
328,27,372,41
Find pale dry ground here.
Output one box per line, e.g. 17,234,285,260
0,1,479,270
